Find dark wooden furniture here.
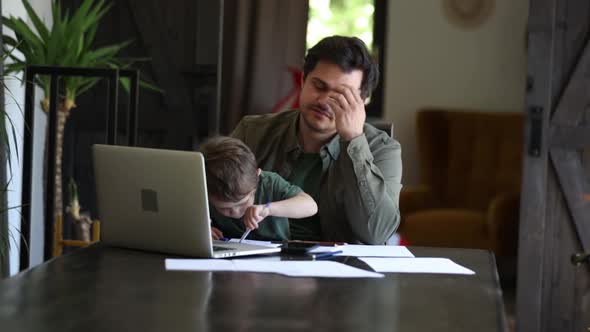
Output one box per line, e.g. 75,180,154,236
399,110,522,259
0,245,506,331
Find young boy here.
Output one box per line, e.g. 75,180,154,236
200,136,318,241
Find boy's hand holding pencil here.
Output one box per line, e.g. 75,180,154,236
243,202,271,230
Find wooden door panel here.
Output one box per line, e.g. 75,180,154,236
517,0,557,330
584,153,590,327
551,149,590,251
579,268,590,331
519,0,590,331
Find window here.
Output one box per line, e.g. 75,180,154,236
307,0,375,50
306,0,387,117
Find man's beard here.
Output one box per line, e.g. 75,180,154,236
301,106,336,134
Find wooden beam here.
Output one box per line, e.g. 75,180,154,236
516,0,558,331
552,36,590,126
549,125,590,148
547,24,590,259
551,148,590,252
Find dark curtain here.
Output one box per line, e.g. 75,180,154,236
219,0,308,134
0,0,9,277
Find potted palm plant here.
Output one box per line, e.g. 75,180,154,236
2,0,158,246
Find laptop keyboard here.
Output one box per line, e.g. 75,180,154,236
213,246,236,252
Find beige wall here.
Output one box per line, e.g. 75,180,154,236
383,0,529,185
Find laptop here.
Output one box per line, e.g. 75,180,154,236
92,144,281,258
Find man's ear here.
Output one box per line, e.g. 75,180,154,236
257,168,262,176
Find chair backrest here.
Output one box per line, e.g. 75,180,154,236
369,120,394,137
416,109,523,210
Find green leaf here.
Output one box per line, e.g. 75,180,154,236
22,0,50,41
2,41,26,67
74,78,100,97
3,17,44,57
5,63,26,73
87,1,112,30
5,54,24,67
119,77,130,93
74,1,111,41
0,113,13,172
46,9,65,65
2,33,21,50
3,20,34,62
1,111,21,166
83,41,132,65
139,80,164,94
68,0,95,28
83,22,97,52
51,0,61,26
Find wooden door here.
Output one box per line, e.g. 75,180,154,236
517,0,590,331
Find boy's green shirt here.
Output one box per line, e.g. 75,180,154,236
210,171,303,241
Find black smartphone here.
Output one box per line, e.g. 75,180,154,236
280,242,320,255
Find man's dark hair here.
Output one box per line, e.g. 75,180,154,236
200,136,258,202
303,36,379,99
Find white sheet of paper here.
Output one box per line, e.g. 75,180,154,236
165,259,383,278
236,256,283,262
307,246,342,253
232,260,383,278
165,259,234,271
227,238,281,248
359,257,475,275
310,245,414,257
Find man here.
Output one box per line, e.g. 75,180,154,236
231,36,402,244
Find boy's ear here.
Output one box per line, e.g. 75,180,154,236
257,168,262,176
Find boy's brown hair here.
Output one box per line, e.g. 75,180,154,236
200,136,258,202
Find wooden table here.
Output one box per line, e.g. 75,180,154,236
0,244,506,331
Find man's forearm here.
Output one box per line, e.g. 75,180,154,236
342,169,401,244
337,135,402,244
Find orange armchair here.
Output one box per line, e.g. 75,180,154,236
398,109,523,258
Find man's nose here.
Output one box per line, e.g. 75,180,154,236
317,91,331,104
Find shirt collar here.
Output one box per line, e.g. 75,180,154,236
285,110,301,153
287,109,341,159
324,134,341,160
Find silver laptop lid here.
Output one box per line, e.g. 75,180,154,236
93,144,215,257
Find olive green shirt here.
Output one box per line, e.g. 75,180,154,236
210,171,303,241
287,153,323,241
231,109,403,244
